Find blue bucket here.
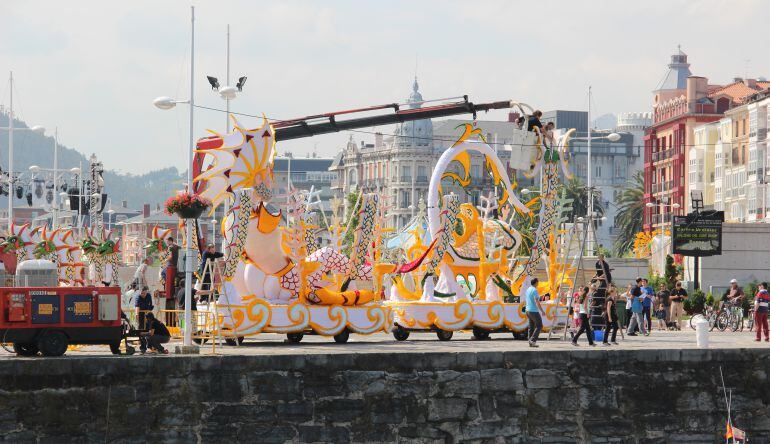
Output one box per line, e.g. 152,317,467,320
593,330,604,342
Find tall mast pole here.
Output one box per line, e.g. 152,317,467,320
183,5,195,348
587,86,593,255
226,24,231,133
53,127,58,228
8,72,13,231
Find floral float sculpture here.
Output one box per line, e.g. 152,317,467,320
380,122,570,340
192,116,392,341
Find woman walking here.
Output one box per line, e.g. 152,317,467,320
572,286,595,346
603,286,620,346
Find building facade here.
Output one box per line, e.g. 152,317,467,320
642,48,770,231
329,79,533,229
690,89,770,221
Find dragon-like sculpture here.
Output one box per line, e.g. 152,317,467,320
80,227,121,286
515,128,576,296
1,223,36,263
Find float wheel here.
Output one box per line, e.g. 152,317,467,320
224,336,245,346
472,327,491,340
436,329,453,341
392,325,410,341
333,329,350,344
286,333,304,343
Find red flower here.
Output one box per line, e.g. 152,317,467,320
164,192,212,216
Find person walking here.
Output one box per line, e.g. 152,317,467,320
602,287,619,346
627,283,648,336
754,282,770,342
669,281,687,330
641,278,654,332
525,278,545,348
572,286,595,346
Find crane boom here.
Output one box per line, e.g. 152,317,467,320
271,97,516,141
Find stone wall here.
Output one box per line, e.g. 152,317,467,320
0,348,768,443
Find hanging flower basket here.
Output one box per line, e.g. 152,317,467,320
165,192,211,220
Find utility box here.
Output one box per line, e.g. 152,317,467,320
31,292,60,324
64,294,94,323
98,293,119,321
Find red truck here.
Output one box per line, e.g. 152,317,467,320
0,286,124,356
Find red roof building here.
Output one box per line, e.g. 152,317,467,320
643,48,770,231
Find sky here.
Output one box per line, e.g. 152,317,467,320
0,0,768,174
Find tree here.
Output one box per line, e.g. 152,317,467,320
560,176,605,223
613,171,645,256
664,254,678,289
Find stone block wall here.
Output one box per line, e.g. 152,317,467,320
0,348,768,443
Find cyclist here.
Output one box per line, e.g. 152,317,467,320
722,279,745,311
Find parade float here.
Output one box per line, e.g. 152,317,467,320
182,94,578,342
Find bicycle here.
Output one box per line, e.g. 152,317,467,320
716,303,743,332
689,305,718,331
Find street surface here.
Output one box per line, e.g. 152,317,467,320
1,329,766,358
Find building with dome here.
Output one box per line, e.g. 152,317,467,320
329,78,531,229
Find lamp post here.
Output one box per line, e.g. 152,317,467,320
211,218,217,246
0,72,46,230
571,125,622,255
30,162,78,228
107,209,115,230
153,6,197,351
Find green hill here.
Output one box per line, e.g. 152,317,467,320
0,111,182,211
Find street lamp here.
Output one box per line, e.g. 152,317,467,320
107,209,115,230
0,73,46,230
152,6,197,352
211,218,217,246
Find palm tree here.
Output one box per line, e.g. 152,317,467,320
613,171,645,256
560,176,605,222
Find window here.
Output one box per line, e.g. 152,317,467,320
417,165,427,180
594,165,601,178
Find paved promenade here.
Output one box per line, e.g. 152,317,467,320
1,328,766,358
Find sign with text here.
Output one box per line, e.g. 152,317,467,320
672,211,724,257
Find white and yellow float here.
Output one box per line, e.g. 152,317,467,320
192,116,392,343
381,122,572,340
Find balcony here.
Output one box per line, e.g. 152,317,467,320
651,214,673,225
652,149,675,162
400,175,412,183
651,180,675,194
416,176,429,184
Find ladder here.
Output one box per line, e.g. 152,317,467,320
547,220,584,340
203,259,243,348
